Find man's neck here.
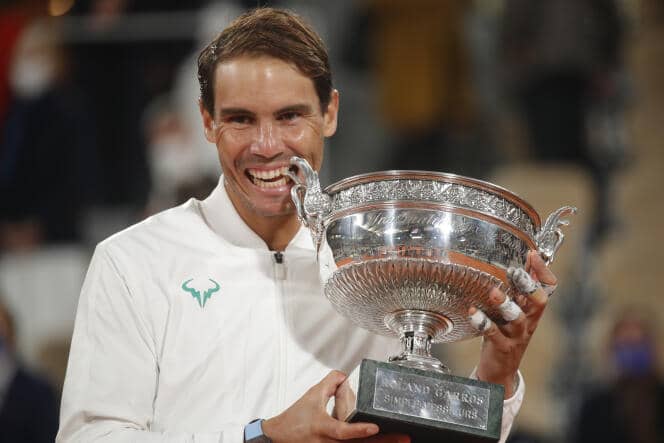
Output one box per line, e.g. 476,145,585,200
246,213,302,252
223,183,302,251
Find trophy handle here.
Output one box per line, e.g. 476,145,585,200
288,156,331,252
535,206,577,265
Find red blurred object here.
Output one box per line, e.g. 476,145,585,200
0,7,30,132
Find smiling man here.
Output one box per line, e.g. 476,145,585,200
58,8,557,443
199,52,337,251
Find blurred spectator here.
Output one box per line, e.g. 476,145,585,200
573,311,664,443
0,1,35,135
141,1,255,213
0,19,99,251
143,1,244,212
0,1,53,129
0,297,59,443
67,0,202,211
142,95,217,212
364,0,490,177
501,0,628,245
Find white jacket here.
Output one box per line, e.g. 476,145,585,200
58,179,524,442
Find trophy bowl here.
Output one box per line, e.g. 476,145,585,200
288,157,575,441
289,156,575,371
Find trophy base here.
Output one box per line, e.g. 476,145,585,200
333,359,504,443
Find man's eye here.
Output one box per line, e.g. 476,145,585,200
227,115,252,124
279,111,300,121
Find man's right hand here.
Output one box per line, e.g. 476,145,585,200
262,370,410,443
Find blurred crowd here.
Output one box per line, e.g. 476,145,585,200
0,0,661,442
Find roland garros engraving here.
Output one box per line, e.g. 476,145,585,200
373,368,490,430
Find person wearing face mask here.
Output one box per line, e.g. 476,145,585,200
0,298,59,443
573,311,664,443
0,20,99,250
142,97,218,213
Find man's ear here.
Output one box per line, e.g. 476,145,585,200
322,89,339,138
199,99,216,143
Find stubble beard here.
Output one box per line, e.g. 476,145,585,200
224,176,296,220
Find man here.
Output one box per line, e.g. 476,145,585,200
58,8,558,443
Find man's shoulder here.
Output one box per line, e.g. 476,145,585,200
97,199,207,259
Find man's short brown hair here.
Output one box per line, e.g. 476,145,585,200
197,8,332,115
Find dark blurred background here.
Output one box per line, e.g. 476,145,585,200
0,0,663,442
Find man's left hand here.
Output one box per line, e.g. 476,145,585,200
469,250,558,398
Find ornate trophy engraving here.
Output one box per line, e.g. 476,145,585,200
289,157,576,442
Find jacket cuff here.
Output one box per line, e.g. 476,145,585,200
468,368,525,443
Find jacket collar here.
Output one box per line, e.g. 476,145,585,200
199,176,314,252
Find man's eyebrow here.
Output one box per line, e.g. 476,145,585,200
218,107,254,117
275,104,313,115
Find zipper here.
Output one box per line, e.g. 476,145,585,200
273,251,286,280
273,251,287,410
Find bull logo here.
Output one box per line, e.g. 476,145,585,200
181,278,220,308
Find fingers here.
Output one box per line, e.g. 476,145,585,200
315,371,383,440
469,305,510,341
507,265,550,317
317,416,379,441
469,306,493,333
317,370,349,399
507,267,539,294
469,287,528,340
527,251,559,297
497,292,523,321
354,434,411,443
492,287,527,334
540,282,557,297
469,291,529,397
528,250,557,286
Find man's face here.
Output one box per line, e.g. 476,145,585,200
201,55,338,224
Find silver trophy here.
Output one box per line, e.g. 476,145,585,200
289,157,575,442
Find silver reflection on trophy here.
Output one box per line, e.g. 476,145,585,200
288,156,576,374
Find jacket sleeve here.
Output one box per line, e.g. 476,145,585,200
499,371,525,443
57,245,245,443
469,368,525,443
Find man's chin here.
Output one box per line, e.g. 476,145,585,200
226,179,296,218
244,195,297,219
255,204,297,218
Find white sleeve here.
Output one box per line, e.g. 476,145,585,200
498,371,525,443
469,368,525,443
57,245,245,443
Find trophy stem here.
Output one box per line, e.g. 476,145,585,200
384,310,452,373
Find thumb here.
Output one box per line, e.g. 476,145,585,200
318,413,380,440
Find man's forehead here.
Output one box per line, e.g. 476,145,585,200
213,56,311,89
212,55,319,111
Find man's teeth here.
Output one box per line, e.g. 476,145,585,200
252,176,288,188
248,166,292,188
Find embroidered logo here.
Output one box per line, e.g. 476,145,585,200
181,278,220,308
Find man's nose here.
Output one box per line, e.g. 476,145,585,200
250,121,284,157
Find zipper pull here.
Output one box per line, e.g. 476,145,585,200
274,252,286,280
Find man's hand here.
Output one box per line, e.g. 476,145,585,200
469,250,557,398
262,370,410,443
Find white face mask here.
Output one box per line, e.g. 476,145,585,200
9,56,56,99
149,138,201,194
